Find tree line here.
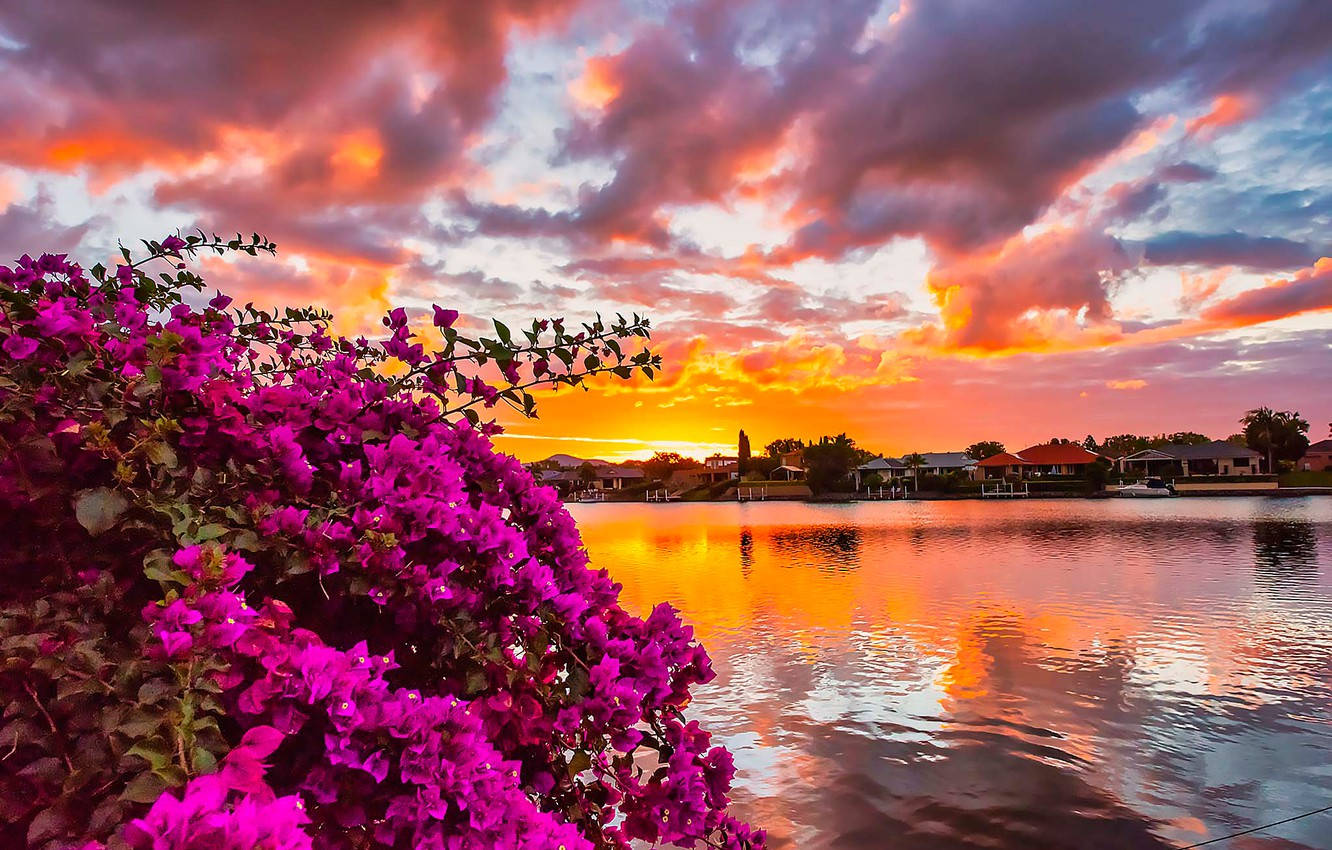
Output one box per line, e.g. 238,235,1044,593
636,407,1315,494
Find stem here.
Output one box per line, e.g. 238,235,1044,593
24,682,74,773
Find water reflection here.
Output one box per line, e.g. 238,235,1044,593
769,525,862,572
573,500,1332,849
740,528,755,578
1253,520,1319,584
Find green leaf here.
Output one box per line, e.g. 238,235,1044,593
127,737,172,771
121,771,168,803
145,440,177,468
193,523,228,542
74,488,129,536
231,529,262,551
493,320,512,344
464,669,489,695
190,747,217,773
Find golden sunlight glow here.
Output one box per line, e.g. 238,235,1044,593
570,56,622,110
330,132,384,179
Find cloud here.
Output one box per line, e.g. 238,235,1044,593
1178,267,1230,312
1202,257,1332,324
448,0,1332,358
1103,179,1167,223
1158,161,1218,183
195,253,393,332
1142,231,1319,270
1186,94,1255,137
1,0,1330,457
1106,379,1148,390
918,227,1133,352
0,0,585,264
0,186,99,260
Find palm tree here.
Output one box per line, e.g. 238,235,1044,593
904,452,926,478
1241,407,1309,473
1242,407,1279,473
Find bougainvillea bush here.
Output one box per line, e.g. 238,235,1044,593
0,234,765,850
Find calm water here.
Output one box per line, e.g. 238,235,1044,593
570,498,1332,850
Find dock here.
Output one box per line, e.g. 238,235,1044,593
981,481,1029,498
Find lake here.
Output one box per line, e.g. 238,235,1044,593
570,498,1332,850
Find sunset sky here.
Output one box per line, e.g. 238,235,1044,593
1,0,1329,462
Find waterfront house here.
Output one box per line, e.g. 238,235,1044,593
534,457,646,492
975,451,1029,479
1298,439,1332,472
770,448,807,480
701,454,740,484
975,443,1104,478
852,456,908,488
1014,443,1105,476
913,452,977,477
1119,440,1263,477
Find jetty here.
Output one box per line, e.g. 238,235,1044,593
981,481,1029,498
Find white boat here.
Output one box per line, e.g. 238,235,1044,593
1117,478,1176,498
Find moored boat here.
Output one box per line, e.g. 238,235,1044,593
1117,478,1176,497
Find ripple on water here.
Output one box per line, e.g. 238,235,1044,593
574,498,1332,849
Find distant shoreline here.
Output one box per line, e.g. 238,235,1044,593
567,487,1332,505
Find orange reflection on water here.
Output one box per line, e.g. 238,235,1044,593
572,499,1332,850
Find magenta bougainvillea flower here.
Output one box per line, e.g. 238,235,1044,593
0,234,763,850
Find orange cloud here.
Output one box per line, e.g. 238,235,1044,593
1186,94,1255,136
1200,256,1332,325
569,55,622,110
329,132,385,182
1106,379,1147,390
1179,267,1230,312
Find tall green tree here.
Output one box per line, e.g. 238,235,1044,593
965,441,1005,460
738,429,751,473
803,434,860,494
764,437,805,458
1100,434,1151,457
1155,431,1211,446
642,451,699,482
1242,408,1310,472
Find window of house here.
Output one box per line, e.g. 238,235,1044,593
1233,457,1249,466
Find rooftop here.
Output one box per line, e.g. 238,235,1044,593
1014,443,1104,465
859,456,906,470
976,451,1027,467
1128,440,1262,461
915,452,975,468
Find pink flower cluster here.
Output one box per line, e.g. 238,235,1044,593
0,239,762,849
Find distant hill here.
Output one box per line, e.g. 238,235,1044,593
541,453,589,468
535,453,642,469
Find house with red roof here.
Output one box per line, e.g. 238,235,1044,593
974,451,1027,479
976,443,1106,479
